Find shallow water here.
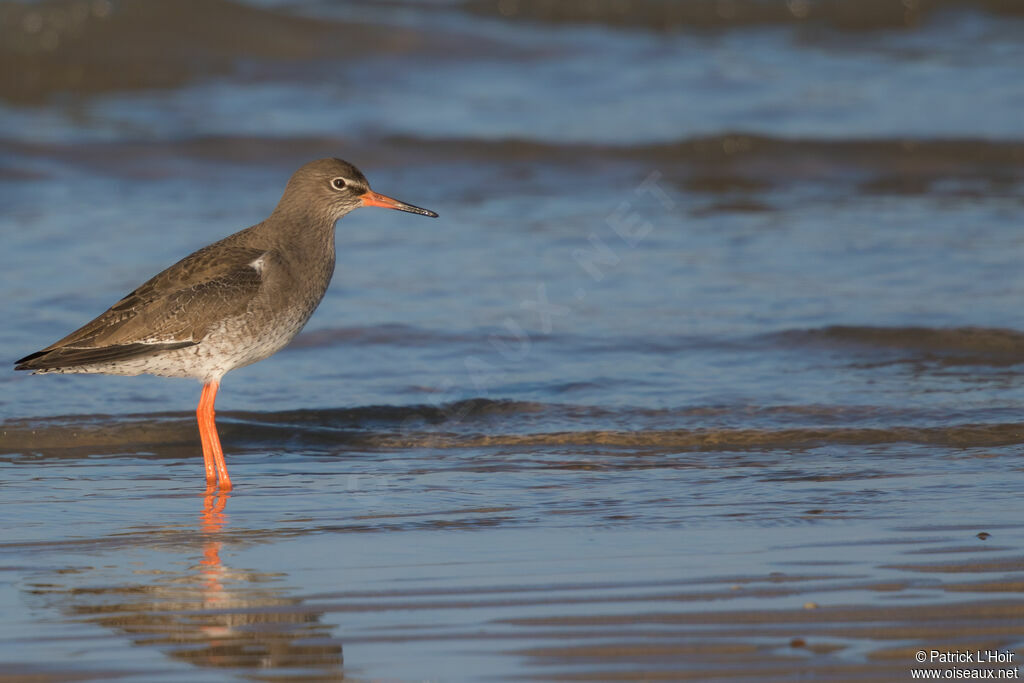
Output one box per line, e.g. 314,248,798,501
2,0,1024,681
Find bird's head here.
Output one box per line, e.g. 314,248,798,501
280,158,438,223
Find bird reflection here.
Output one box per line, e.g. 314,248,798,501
200,491,228,596
45,492,344,677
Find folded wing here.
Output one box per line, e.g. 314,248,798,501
16,244,269,371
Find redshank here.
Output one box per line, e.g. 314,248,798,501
15,158,437,491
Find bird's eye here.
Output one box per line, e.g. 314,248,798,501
331,178,347,190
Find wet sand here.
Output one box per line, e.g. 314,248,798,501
3,431,1024,681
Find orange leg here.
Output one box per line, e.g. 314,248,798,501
197,381,232,491
197,384,218,488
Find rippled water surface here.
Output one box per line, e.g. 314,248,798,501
2,0,1024,681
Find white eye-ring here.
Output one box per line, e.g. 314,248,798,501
331,177,347,190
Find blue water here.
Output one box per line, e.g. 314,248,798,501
2,1,1024,680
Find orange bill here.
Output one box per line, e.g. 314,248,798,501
361,190,438,217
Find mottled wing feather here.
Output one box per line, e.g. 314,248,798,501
15,341,198,370
15,244,269,371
